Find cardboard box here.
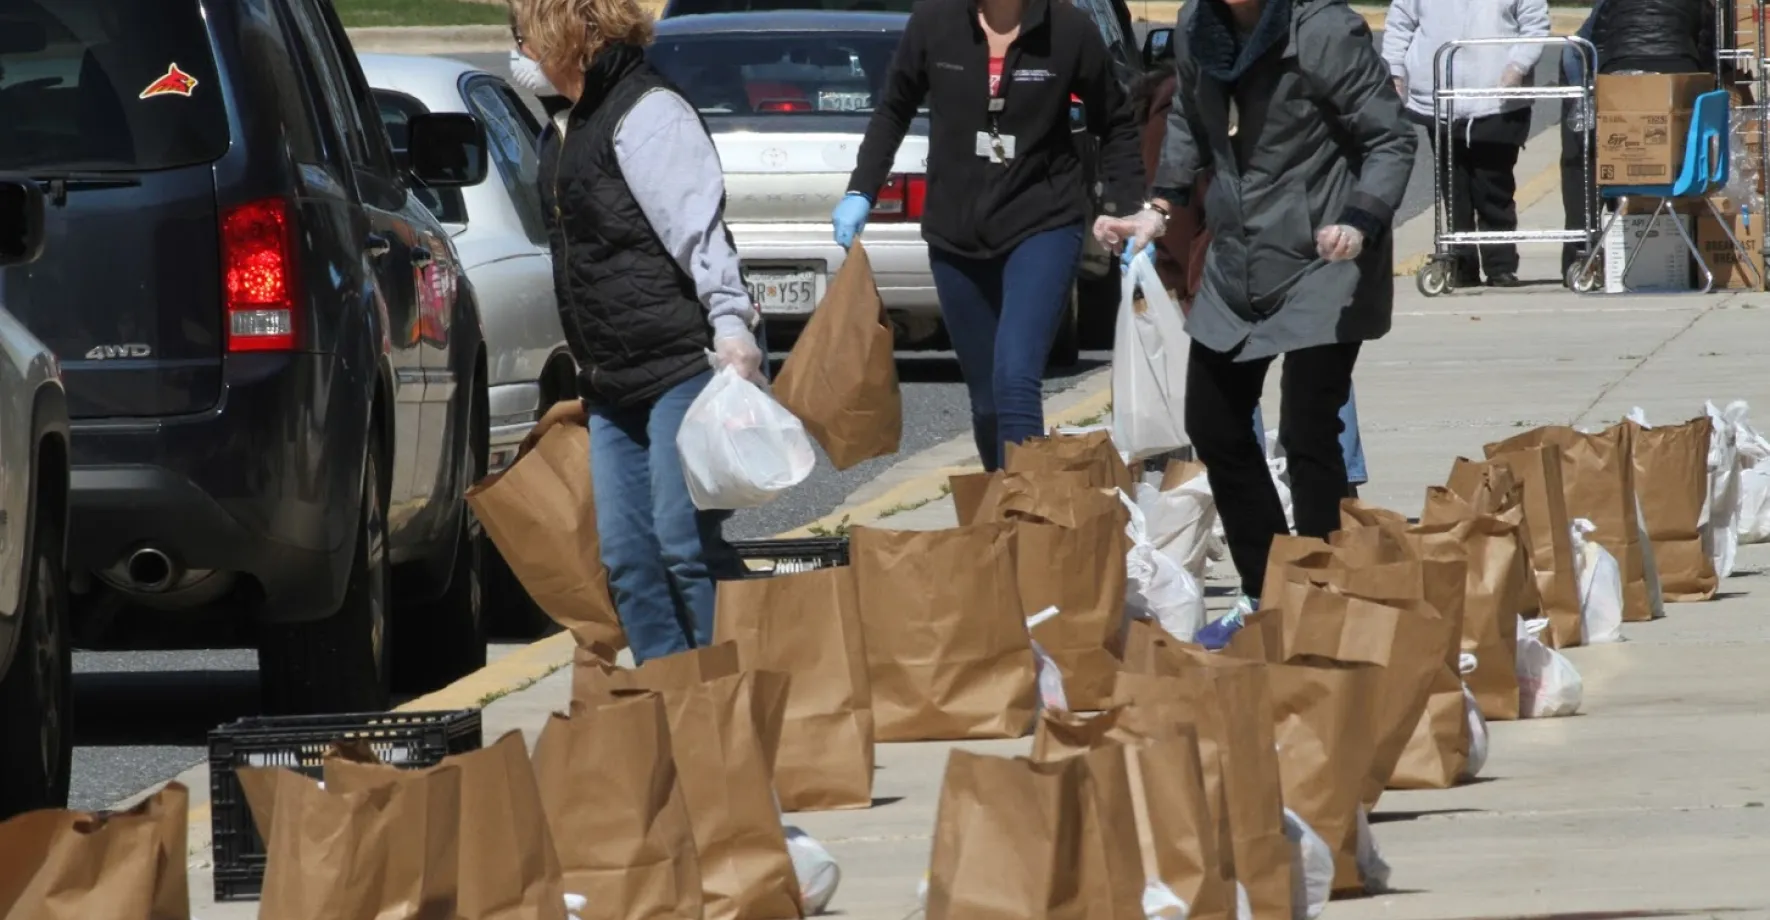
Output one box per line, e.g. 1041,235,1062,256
1696,196,1765,289
1602,210,1693,293
1596,74,1716,186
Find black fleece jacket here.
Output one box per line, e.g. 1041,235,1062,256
847,0,1145,259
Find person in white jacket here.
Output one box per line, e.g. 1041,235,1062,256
1383,0,1551,287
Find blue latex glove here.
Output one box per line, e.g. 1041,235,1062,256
1194,606,1248,651
832,192,872,249
1121,242,1153,269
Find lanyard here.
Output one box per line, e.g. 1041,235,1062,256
987,45,1023,162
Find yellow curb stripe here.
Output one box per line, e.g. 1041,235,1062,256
1394,161,1562,277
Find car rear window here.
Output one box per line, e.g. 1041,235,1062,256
665,0,916,16
0,0,229,173
649,32,913,116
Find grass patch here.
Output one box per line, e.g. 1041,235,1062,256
476,660,568,708
807,515,854,538
335,0,511,28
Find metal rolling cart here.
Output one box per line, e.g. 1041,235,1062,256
1416,36,1599,297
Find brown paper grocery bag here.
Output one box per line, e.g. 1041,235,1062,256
576,656,799,920
949,472,995,526
1476,447,1585,646
1629,416,1718,601
532,692,703,920
324,733,567,920
1004,429,1136,494
714,565,875,812
466,423,626,650
1032,710,1235,920
1421,488,1532,721
851,524,1037,741
926,748,1144,920
241,764,461,920
0,783,188,920
1115,661,1294,920
1488,424,1655,622
773,241,902,470
1387,677,1470,789
977,479,1129,710
1265,658,1381,894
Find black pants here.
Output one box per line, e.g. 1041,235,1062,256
1421,108,1531,279
1185,338,1360,599
1560,97,1598,271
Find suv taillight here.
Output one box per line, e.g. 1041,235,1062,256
871,173,926,222
221,198,299,352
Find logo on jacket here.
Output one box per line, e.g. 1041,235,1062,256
139,64,199,100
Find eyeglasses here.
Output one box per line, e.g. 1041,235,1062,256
508,10,525,46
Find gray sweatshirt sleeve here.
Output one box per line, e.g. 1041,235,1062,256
613,88,753,341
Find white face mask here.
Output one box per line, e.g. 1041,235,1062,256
510,48,559,96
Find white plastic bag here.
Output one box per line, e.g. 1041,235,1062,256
1516,618,1584,718
1255,428,1298,532
1135,468,1218,578
1111,251,1190,461
677,365,816,510
564,893,587,920
785,826,841,914
1142,880,1189,919
1121,492,1206,641
1728,401,1770,544
1027,606,1070,714
1282,808,1332,919
1354,807,1391,895
1458,653,1489,781
1569,519,1625,644
1703,400,1742,578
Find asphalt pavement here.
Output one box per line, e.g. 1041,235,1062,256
65,37,1577,813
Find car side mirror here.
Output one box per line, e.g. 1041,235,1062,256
1142,27,1174,69
406,113,489,189
0,178,46,267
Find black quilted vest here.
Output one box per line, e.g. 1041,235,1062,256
540,44,713,408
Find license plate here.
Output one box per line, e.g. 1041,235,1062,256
816,90,872,112
746,267,823,315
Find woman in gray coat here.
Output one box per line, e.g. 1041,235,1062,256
1103,0,1415,613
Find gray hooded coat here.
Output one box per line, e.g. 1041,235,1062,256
1155,0,1416,362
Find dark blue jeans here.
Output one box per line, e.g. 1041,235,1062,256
928,224,1085,470
589,370,737,664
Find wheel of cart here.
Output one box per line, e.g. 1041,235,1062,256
1416,257,1455,297
1565,255,1602,293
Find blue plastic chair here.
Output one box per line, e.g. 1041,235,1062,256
1576,90,1760,294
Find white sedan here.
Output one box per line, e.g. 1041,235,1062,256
358,53,573,637
357,53,575,477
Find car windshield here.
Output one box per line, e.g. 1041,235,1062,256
649,31,918,117
666,0,916,15
0,0,229,173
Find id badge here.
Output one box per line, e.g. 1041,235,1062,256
974,130,1015,163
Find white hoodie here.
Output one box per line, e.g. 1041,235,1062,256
1381,0,1552,122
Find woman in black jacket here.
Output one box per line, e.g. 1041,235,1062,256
833,0,1153,471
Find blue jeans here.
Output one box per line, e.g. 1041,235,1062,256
589,370,737,664
1253,383,1367,485
928,224,1085,470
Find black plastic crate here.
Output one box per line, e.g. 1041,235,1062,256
208,709,482,901
731,537,849,578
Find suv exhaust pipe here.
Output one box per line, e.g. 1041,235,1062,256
123,548,177,593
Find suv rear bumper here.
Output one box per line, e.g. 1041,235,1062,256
68,353,364,622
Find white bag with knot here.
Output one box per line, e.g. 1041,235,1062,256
1120,492,1206,641
1725,400,1770,543
1111,251,1190,461
1282,808,1333,919
677,365,816,509
1354,807,1391,895
1027,607,1070,715
785,826,841,914
1569,518,1624,644
1516,618,1583,718
1458,653,1489,780
1703,400,1743,577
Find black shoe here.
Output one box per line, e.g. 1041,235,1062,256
1488,271,1522,287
